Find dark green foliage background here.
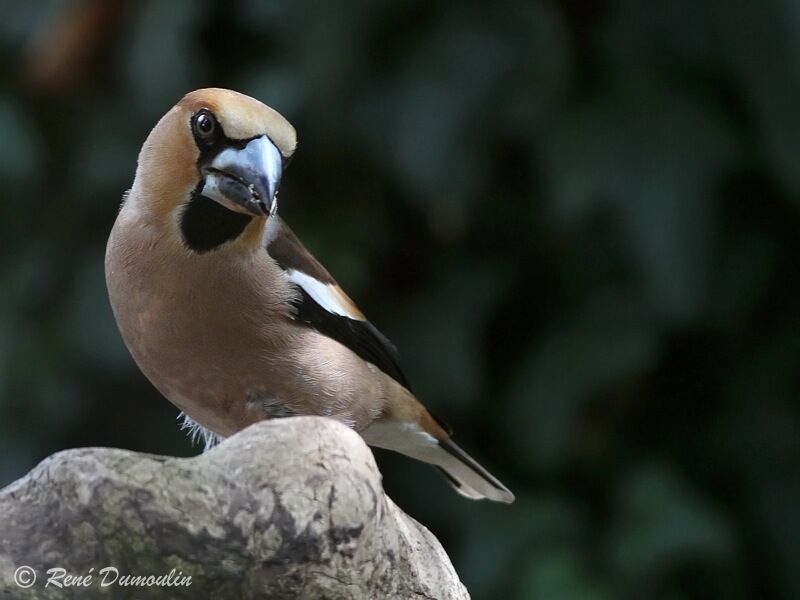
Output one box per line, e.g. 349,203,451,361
1,1,799,598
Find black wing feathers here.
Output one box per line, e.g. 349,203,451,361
289,287,412,391
266,219,412,391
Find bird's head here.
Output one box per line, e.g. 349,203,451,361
131,88,297,252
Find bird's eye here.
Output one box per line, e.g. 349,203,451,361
192,110,217,140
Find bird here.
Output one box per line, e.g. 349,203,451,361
105,88,514,503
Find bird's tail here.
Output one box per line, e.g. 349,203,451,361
432,438,515,503
362,420,515,503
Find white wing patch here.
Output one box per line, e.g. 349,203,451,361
286,269,363,320
362,420,439,460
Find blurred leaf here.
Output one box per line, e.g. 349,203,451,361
719,332,800,599
73,105,139,193
0,430,39,486
708,230,778,325
123,0,206,117
459,495,584,600
716,0,800,196
544,72,741,321
506,308,657,470
721,331,799,463
601,0,719,69
749,474,800,600
237,65,305,121
0,309,10,393
518,546,610,600
354,16,521,238
232,0,293,34
0,0,63,47
502,1,572,132
607,463,736,581
60,250,133,372
0,94,41,180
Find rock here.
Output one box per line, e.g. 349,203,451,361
0,417,468,599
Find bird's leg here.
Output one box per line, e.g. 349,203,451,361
246,391,296,420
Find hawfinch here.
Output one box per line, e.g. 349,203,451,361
105,88,514,503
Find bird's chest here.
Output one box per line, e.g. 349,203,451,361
107,239,291,433
123,273,260,386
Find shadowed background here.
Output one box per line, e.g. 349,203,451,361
1,1,799,598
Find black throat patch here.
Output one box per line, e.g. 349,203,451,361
180,192,253,253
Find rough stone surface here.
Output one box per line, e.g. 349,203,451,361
0,417,469,599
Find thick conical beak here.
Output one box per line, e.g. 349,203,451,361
200,136,283,217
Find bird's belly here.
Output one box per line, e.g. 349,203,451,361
119,301,271,436
115,291,382,437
